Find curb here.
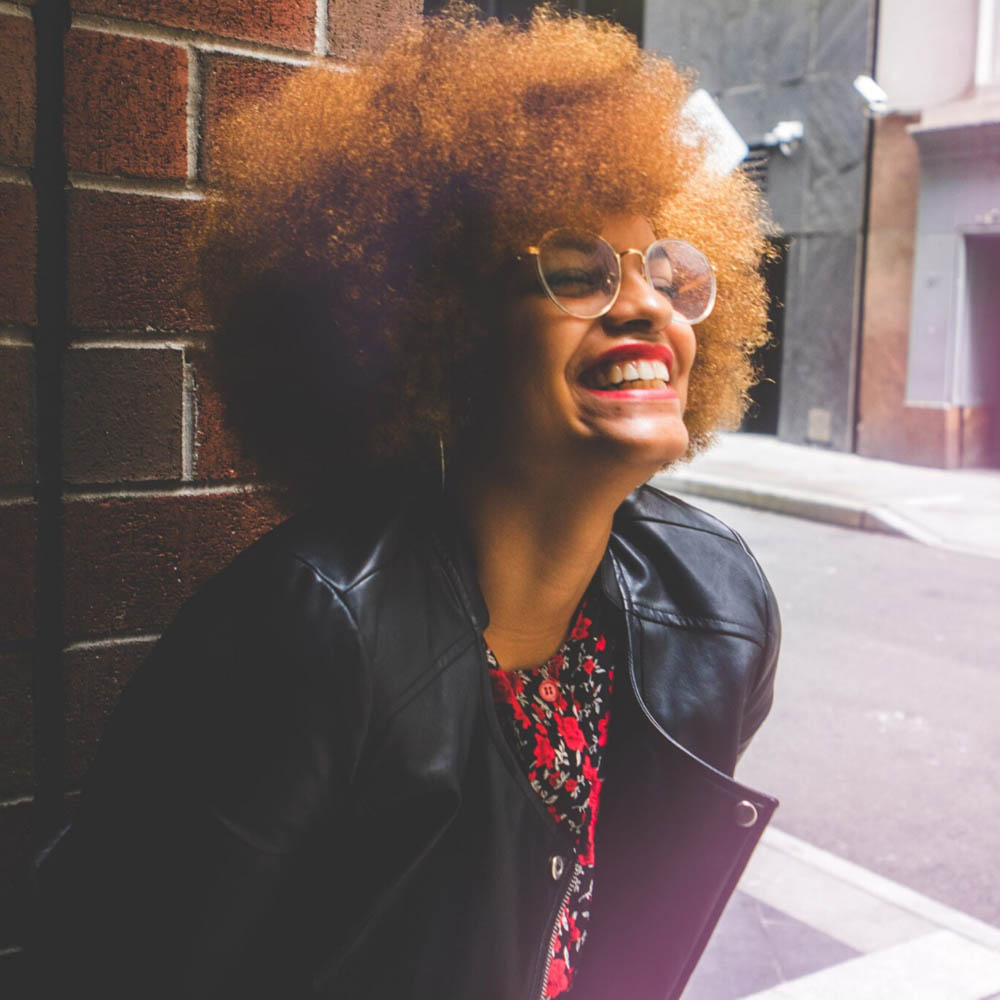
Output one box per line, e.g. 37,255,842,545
656,472,935,544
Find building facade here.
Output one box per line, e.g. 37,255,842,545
646,0,878,454
859,0,1000,467
648,0,1000,469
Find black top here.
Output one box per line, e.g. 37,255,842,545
33,486,780,1000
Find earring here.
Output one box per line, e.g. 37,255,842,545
438,432,446,493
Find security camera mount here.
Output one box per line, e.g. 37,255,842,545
853,75,889,118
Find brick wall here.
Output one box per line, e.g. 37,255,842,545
0,0,421,989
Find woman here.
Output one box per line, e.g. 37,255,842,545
36,9,779,999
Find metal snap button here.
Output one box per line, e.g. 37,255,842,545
550,855,565,880
733,799,759,828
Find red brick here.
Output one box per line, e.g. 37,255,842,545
63,491,287,639
0,503,36,642
0,183,37,327
0,346,36,487
62,347,183,483
70,0,316,51
67,189,208,331
65,639,152,782
64,29,188,180
0,651,33,799
0,799,33,949
0,15,35,168
187,345,258,480
199,53,301,184
327,0,421,60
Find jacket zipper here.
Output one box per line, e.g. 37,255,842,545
537,861,579,1000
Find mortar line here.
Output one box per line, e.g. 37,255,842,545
64,633,160,652
69,173,205,199
0,164,32,185
186,44,202,182
68,337,197,349
314,0,329,56
182,353,196,480
63,481,274,501
71,12,319,64
0,795,34,809
0,329,35,346
0,0,31,18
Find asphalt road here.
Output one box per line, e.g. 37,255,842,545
682,495,1000,929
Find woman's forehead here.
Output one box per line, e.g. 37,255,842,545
594,213,657,250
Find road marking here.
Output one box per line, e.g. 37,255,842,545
738,930,1000,999
739,840,938,953
744,828,1000,954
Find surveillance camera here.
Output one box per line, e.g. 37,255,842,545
853,75,889,116
763,120,804,156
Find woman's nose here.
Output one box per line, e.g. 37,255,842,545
604,252,674,331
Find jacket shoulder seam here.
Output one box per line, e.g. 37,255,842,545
629,484,744,541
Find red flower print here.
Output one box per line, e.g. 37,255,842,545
533,733,556,769
545,958,570,997
511,698,533,731
557,714,587,752
485,591,615,997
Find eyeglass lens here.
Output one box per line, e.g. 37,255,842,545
536,229,715,324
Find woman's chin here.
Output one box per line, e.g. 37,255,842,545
582,426,690,477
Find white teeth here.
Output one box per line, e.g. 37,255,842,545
651,360,670,382
589,357,671,388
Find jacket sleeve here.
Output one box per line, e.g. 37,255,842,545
33,548,370,998
737,550,781,760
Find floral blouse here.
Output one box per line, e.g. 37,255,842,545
486,589,616,998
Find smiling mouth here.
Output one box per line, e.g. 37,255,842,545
582,358,670,391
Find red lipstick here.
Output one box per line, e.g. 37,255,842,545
591,342,674,369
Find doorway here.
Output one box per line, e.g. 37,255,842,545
741,236,787,434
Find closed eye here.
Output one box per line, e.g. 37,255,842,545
545,267,609,298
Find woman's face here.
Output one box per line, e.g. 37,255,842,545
493,213,698,480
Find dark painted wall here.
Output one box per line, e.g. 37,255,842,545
645,0,876,451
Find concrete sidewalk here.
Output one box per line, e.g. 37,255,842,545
652,433,1000,561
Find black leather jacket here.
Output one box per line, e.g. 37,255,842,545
36,485,779,1000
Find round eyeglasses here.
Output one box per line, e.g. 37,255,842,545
525,228,717,324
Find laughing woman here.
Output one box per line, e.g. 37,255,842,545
37,9,780,999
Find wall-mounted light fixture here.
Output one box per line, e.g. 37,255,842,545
681,89,750,176
762,120,805,157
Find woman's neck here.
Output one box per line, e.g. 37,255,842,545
455,455,643,671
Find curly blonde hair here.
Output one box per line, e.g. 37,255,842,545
199,5,769,499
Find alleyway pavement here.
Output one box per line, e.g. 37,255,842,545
682,828,1000,999
653,433,1000,998
653,431,1000,561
